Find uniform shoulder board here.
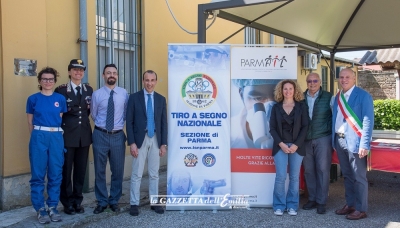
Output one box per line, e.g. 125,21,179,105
58,84,67,88
83,83,92,88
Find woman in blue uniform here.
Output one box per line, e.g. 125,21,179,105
26,67,67,224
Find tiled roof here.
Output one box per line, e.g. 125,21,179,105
359,48,400,64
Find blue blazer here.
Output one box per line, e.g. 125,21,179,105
126,89,168,148
332,86,374,153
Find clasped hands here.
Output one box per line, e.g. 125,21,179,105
130,143,167,158
279,142,298,154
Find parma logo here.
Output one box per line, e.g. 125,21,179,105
181,73,217,109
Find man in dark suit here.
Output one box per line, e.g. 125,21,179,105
55,59,93,215
332,68,374,220
126,70,167,216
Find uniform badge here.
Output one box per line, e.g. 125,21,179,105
184,153,198,167
55,102,59,107
85,96,92,105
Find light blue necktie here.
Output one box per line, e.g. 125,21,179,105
105,90,114,131
147,94,155,138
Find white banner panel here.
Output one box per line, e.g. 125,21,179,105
166,44,233,210
231,47,297,79
230,47,297,207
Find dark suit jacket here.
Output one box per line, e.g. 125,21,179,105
126,89,167,148
269,101,309,156
55,82,93,147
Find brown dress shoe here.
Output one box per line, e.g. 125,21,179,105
346,210,367,220
335,205,355,215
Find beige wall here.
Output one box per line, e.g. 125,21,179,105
143,0,244,98
2,0,48,176
0,1,4,177
0,0,97,177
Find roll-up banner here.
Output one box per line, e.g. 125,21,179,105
230,46,297,207
166,44,233,210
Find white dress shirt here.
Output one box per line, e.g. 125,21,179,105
335,85,355,133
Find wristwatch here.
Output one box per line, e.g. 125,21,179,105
162,144,168,149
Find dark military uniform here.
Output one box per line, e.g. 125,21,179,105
55,81,93,210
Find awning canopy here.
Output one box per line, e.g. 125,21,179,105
198,0,400,53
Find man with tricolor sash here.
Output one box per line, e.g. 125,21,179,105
332,68,374,220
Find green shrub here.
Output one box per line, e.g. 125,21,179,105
374,99,400,130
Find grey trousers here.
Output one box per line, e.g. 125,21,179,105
335,135,368,212
130,135,160,206
303,134,332,204
92,129,126,207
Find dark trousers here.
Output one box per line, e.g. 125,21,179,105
303,134,332,204
60,146,90,207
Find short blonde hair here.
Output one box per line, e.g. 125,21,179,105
274,79,304,102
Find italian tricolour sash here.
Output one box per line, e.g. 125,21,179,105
336,91,362,137
337,91,371,170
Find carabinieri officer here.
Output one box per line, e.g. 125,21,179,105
55,59,93,215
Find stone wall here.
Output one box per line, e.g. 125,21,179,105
357,70,396,100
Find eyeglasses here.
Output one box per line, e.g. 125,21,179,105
307,79,319,84
41,78,55,83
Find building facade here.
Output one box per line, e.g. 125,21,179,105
0,0,357,211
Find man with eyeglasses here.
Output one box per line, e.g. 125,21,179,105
91,64,129,214
302,73,332,214
54,59,93,215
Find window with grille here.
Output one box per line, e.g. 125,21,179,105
96,0,141,93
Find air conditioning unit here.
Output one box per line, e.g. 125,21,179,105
303,53,318,70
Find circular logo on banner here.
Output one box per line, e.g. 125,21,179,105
181,73,217,109
202,153,216,167
184,153,198,167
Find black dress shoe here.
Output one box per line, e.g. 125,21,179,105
151,205,164,214
109,204,120,212
64,206,76,215
93,205,107,214
302,201,317,210
73,204,85,214
317,204,326,214
130,205,139,216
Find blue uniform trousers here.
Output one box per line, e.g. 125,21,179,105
29,130,64,211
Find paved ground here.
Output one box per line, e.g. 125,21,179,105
1,169,399,228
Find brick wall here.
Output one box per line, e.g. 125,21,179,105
357,70,396,100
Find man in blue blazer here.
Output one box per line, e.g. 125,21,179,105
332,68,374,220
126,70,167,216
